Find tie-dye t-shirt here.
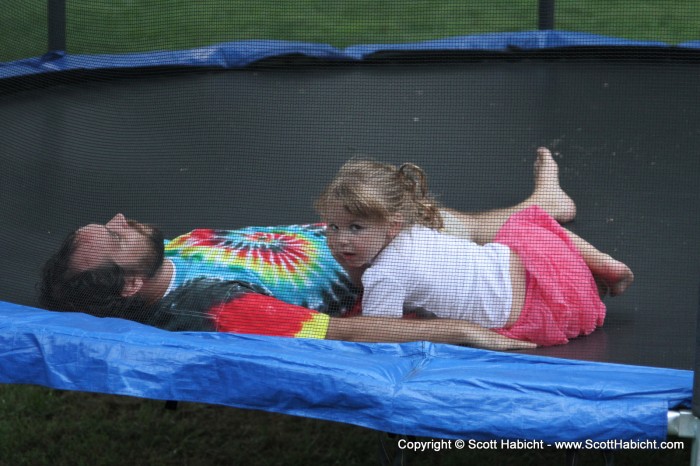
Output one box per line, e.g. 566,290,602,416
149,278,333,339
164,224,359,316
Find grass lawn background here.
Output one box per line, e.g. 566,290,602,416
2,1,700,62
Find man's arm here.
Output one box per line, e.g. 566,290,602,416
325,316,536,351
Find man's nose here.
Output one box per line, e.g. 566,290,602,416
106,213,128,229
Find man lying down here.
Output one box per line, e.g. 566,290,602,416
38,215,534,351
38,150,631,351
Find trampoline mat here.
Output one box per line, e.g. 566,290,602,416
1,57,698,370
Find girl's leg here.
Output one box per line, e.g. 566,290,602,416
563,229,635,297
442,147,576,244
444,147,633,295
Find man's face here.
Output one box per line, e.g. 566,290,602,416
71,214,164,277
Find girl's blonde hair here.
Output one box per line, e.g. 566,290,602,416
315,159,443,230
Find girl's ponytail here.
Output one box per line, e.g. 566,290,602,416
398,163,443,230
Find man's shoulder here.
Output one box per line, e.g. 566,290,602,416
152,278,270,331
163,277,269,307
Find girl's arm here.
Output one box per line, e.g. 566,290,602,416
206,287,533,350
326,316,536,351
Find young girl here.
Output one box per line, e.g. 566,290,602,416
315,148,634,346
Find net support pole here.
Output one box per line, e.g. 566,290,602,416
694,282,700,418
688,282,700,466
538,0,555,30
667,286,700,465
667,411,699,465
48,0,67,52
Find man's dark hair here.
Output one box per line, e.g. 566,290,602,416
38,231,152,320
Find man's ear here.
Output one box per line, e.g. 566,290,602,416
120,275,144,298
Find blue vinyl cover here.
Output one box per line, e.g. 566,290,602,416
1,30,699,80
0,301,691,443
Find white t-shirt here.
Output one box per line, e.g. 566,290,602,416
361,225,513,328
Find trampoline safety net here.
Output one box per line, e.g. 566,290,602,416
0,2,698,465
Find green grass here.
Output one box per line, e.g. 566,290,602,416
2,1,700,61
0,385,692,466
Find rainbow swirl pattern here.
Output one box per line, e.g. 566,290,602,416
165,224,358,315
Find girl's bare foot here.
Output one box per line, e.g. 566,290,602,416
593,257,635,297
531,147,577,223
595,276,610,298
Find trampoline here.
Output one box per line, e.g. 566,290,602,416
1,29,699,462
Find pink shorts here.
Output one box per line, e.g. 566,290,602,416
494,206,605,346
